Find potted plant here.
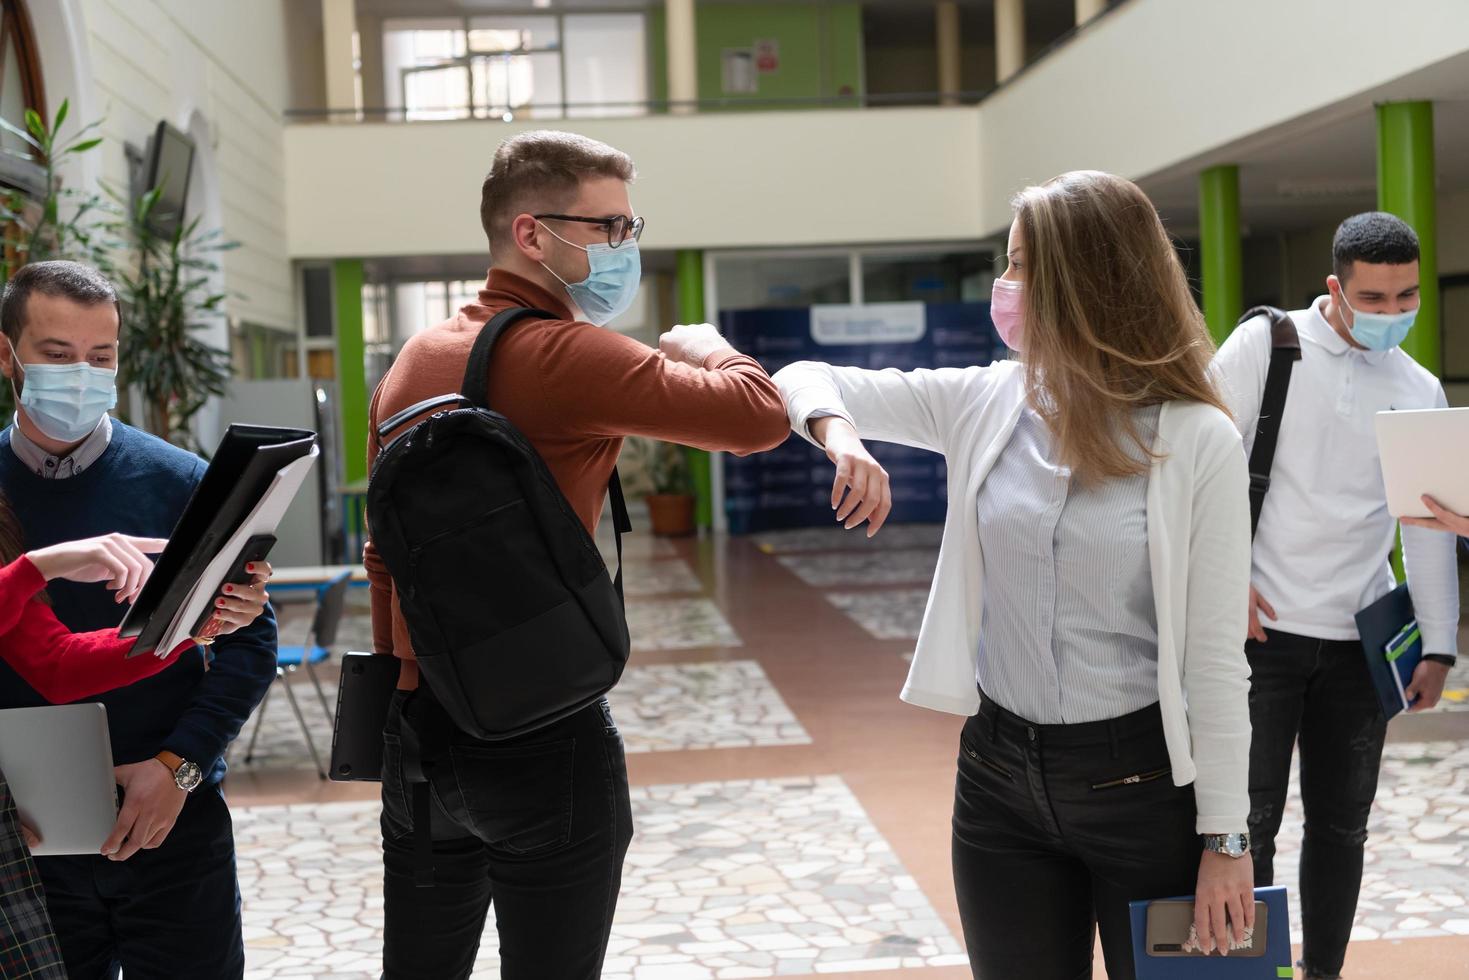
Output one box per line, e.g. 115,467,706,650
624,437,697,537
109,188,235,452
0,101,112,419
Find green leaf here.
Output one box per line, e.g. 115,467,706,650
63,138,103,155
0,117,43,152
51,99,69,135
24,109,45,141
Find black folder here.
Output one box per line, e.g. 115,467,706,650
118,424,317,656
1354,583,1421,719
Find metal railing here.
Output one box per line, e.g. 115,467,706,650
284,0,1129,125
283,89,999,124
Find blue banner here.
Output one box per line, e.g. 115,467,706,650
720,302,1005,535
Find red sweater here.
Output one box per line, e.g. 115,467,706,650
0,556,183,702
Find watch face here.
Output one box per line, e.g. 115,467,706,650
1207,833,1249,857
176,762,204,792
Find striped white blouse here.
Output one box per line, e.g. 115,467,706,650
976,405,1161,724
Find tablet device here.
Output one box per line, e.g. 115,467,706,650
329,652,402,782
1375,407,1469,519
0,704,117,856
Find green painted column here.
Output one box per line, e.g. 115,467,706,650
334,259,369,485
1378,101,1439,376
677,249,713,531
1199,165,1243,345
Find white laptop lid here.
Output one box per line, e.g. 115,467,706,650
0,704,117,856
1374,407,1469,519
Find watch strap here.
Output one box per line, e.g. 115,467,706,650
155,750,185,774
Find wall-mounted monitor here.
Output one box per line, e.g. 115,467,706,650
143,121,196,239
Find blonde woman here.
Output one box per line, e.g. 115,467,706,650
774,171,1255,978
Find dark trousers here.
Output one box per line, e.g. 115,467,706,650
380,689,633,980
36,784,244,980
1247,630,1387,979
952,696,1201,980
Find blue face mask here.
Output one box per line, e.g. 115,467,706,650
1339,293,1417,351
7,338,118,443
537,221,642,326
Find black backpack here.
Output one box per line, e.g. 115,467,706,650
366,307,632,741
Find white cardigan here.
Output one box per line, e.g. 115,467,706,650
775,359,1253,833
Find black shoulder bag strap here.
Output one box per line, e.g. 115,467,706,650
1240,305,1302,538
461,306,634,603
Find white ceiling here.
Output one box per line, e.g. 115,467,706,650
1141,52,1469,238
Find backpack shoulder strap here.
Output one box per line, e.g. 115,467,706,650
1239,305,1302,538
461,306,559,409
459,304,637,596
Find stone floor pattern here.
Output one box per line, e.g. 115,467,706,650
237,776,968,979
1272,740,1469,943
234,658,805,771
235,737,1469,977
774,550,939,589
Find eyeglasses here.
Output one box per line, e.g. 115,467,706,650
534,213,645,249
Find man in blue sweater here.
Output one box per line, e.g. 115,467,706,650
0,261,277,979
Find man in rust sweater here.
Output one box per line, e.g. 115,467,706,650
363,130,789,979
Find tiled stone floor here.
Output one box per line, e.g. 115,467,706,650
234,659,805,771
1273,740,1469,943
824,590,929,641
236,776,968,979
235,527,1469,979
626,597,743,652
616,661,810,753
753,526,945,555
774,551,939,589
232,738,1469,975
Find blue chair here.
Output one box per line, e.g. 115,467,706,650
243,569,351,779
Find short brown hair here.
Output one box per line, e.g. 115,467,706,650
1012,171,1227,485
480,130,636,256
1,260,119,344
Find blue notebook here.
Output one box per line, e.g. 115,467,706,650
1130,885,1292,979
1354,583,1421,719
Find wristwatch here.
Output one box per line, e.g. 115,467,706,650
155,751,203,793
1202,832,1251,858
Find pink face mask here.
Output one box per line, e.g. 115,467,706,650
990,277,1025,351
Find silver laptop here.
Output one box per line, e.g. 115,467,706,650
0,704,118,856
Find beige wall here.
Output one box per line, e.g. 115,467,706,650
977,0,1469,234
60,0,294,330
284,108,987,257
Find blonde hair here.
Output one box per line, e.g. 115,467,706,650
1011,170,1226,484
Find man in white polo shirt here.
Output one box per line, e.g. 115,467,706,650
1213,211,1460,980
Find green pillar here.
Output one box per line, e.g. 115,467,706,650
1199,165,1243,345
1378,101,1439,376
677,249,713,531
334,259,369,485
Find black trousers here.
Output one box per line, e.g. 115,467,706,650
952,696,1202,980
380,689,633,980
1246,630,1387,980
36,785,244,980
